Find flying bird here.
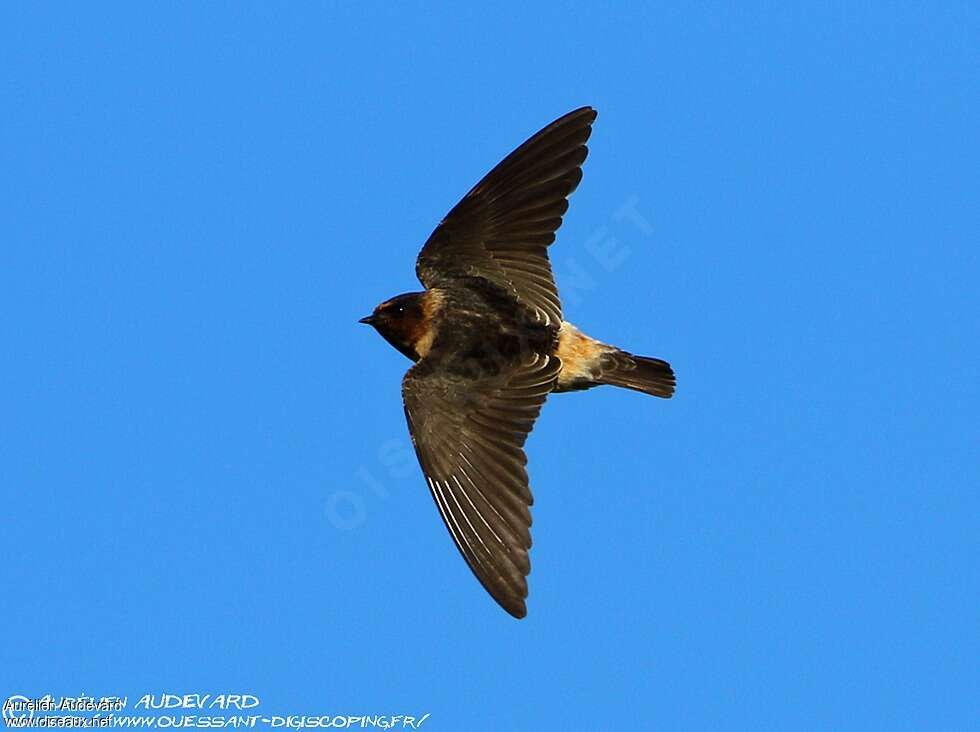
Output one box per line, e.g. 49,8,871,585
360,107,675,618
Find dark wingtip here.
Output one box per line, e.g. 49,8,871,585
555,106,597,129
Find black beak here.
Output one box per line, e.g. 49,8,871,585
358,315,375,325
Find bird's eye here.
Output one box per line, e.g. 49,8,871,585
395,305,405,314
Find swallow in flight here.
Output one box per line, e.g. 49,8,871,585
360,107,675,617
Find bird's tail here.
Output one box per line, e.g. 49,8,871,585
597,350,676,399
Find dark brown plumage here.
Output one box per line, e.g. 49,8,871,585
360,107,675,618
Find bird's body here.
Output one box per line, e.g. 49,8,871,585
361,107,675,617
368,288,673,396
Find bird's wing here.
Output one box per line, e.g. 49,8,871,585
401,351,561,618
416,106,597,327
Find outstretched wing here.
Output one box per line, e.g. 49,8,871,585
401,352,560,618
416,107,597,327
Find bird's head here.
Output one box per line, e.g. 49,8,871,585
359,291,431,361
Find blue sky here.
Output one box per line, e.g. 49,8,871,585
2,3,977,730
